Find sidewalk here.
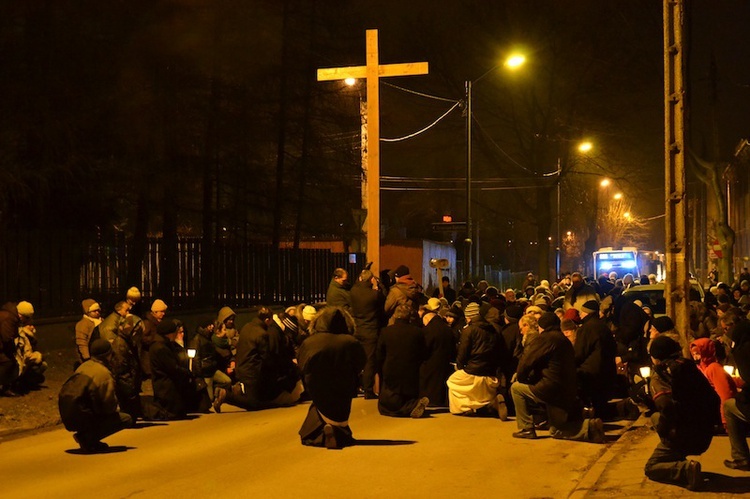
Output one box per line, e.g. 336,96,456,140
571,417,750,497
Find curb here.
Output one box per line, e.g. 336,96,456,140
568,414,648,499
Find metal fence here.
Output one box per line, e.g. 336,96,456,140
2,231,364,317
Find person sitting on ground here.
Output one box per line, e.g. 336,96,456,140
510,312,606,443
0,302,24,397
419,298,456,408
58,339,134,453
447,302,506,419
644,335,719,490
75,299,102,365
213,307,303,412
298,306,366,449
377,304,430,418
14,322,47,391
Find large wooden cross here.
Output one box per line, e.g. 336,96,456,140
317,29,428,275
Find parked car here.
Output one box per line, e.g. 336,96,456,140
621,280,704,317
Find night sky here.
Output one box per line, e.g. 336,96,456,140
1,0,748,275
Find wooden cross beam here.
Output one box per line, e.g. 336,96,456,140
317,29,428,275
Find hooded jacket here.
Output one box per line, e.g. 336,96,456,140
690,337,737,425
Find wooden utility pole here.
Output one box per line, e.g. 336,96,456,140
317,29,428,275
664,0,690,348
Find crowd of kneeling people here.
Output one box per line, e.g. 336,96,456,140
4,265,747,490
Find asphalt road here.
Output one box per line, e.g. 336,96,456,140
0,398,624,499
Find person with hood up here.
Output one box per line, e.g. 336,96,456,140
75,299,102,364
213,306,238,374
690,337,737,430
297,306,366,449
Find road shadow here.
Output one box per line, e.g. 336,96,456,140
65,445,134,455
130,422,168,429
427,407,450,415
353,439,417,446
702,471,750,493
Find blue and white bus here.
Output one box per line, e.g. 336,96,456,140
592,247,665,281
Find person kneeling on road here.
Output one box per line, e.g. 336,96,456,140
644,335,719,490
297,306,366,449
510,312,606,443
58,339,134,453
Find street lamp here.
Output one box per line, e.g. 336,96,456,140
556,141,594,280
465,53,525,281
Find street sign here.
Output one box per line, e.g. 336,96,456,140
432,222,466,232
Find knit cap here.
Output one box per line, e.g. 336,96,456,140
464,302,481,320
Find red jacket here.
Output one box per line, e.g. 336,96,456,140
690,338,737,425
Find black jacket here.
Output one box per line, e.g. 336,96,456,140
298,332,366,422
419,314,457,406
517,330,579,413
650,357,718,455
189,327,220,378
456,319,499,377
575,314,618,387
350,280,385,336
377,319,426,412
149,335,195,419
234,318,299,402
326,279,351,310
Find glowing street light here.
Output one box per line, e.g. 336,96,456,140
344,77,356,86
465,51,526,279
600,178,611,188
578,141,593,153
613,192,623,200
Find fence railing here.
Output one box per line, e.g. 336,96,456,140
1,231,364,317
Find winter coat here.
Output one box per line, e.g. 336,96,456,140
75,315,99,362
730,319,750,417
456,319,500,377
384,283,420,325
326,279,351,310
111,317,143,413
614,299,650,366
58,358,118,431
419,314,456,406
377,319,426,411
350,279,386,337
234,318,299,402
189,327,220,378
98,312,124,343
298,331,366,423
650,356,719,455
216,306,239,349
575,314,618,390
690,337,737,425
516,329,579,414
149,335,195,419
